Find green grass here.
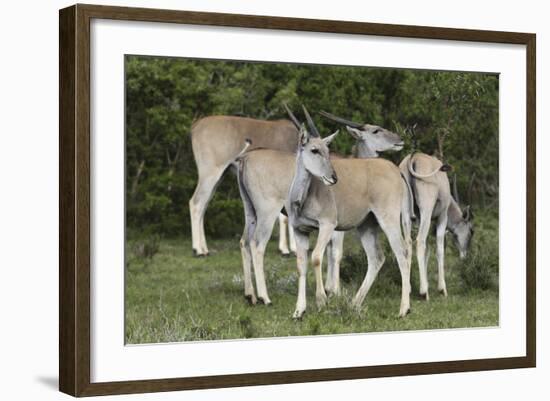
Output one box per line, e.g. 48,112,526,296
125,215,499,343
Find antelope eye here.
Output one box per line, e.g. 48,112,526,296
373,129,380,134
311,148,319,154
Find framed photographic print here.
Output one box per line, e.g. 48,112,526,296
59,3,536,397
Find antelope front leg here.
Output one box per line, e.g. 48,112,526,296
325,239,334,294
288,224,297,254
293,231,310,319
435,214,448,297
326,231,344,296
278,214,291,256
310,223,336,309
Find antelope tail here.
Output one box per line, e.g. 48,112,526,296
235,138,252,161
236,150,258,243
407,153,450,179
400,172,416,221
400,176,414,268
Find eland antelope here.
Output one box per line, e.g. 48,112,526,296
278,110,408,294
399,152,474,299
235,107,407,303
237,106,412,318
319,111,408,296
189,116,299,256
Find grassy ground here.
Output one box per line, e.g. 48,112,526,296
125,214,499,344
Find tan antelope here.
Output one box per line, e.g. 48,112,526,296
319,111,409,295
189,116,299,256
238,106,412,318
278,110,407,294
236,107,407,303
399,153,474,299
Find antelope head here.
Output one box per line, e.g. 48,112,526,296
454,205,474,259
319,111,404,154
451,175,474,259
285,104,339,186
299,125,339,186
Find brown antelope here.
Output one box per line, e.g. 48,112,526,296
237,107,412,318
399,153,474,299
189,116,299,256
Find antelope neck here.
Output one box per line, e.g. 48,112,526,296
288,150,312,222
355,141,379,158
447,197,463,233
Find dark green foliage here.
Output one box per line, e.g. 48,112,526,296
126,56,499,237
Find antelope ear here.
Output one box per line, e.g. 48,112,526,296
462,205,471,221
345,126,362,140
300,124,310,146
323,130,339,146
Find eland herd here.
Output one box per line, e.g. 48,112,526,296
188,105,474,319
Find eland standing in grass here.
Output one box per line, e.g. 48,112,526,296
399,152,474,299
237,106,412,318
189,116,300,257
234,106,408,304
318,110,410,296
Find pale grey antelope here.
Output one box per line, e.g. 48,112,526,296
237,107,412,318
399,152,474,300
189,116,299,256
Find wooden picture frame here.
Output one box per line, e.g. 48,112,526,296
59,3,536,397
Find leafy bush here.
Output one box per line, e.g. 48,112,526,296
204,198,244,238
132,234,161,260
458,243,497,291
456,213,499,291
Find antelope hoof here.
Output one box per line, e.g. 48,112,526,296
292,309,306,320
419,291,430,301
244,294,257,305
258,297,272,306
280,252,290,258
399,307,411,318
316,292,328,309
194,250,208,258
351,300,363,313
439,288,448,297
